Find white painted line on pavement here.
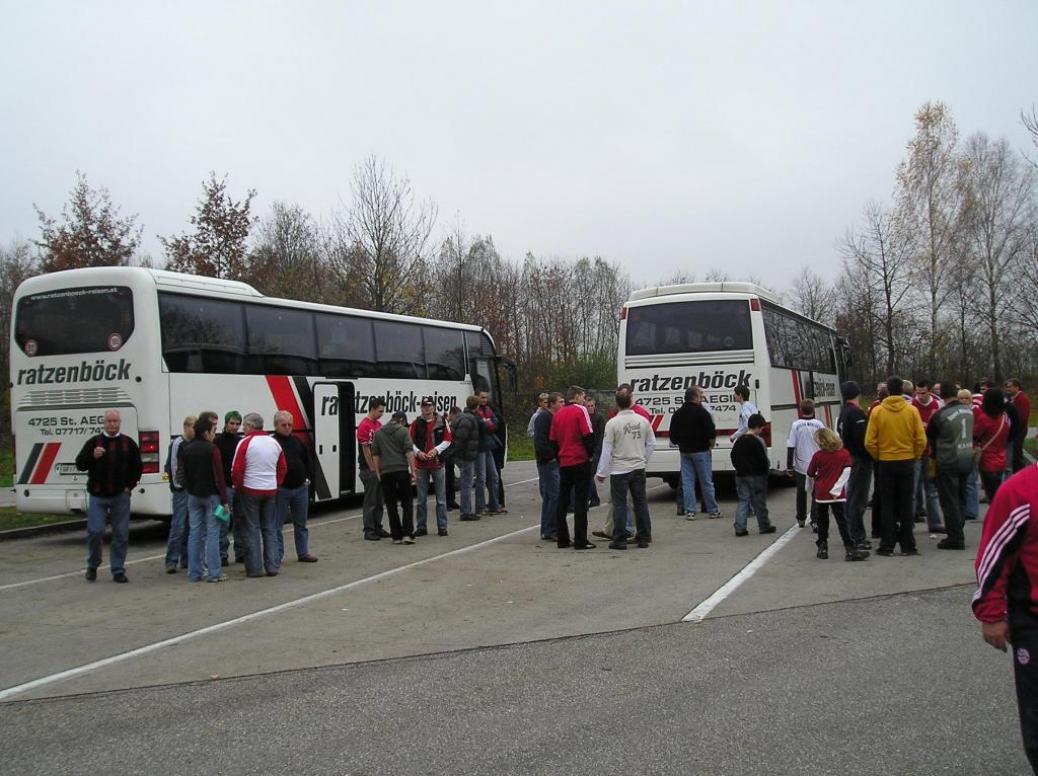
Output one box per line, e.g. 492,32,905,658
0,521,540,702
0,476,539,593
682,524,801,623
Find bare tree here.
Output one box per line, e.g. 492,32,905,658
959,132,1038,379
248,201,328,302
788,266,837,326
161,173,256,279
329,156,437,314
896,101,964,374
34,172,142,272
1022,105,1038,169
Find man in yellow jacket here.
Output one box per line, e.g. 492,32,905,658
865,376,927,557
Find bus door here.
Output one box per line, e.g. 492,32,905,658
471,356,506,453
312,382,356,499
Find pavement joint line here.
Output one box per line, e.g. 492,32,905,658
0,521,540,702
0,476,539,593
682,523,801,623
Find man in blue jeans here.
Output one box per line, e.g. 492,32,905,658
534,392,564,540
181,417,231,582
75,409,143,583
163,415,196,573
451,396,482,521
272,410,318,564
668,387,721,520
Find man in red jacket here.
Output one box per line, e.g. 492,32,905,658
1005,378,1032,473
549,385,596,549
973,463,1038,773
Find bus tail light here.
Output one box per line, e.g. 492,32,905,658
619,305,627,320
139,430,161,474
761,421,772,447
750,297,761,312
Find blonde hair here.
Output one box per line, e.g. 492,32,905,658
957,388,972,404
815,427,842,452
182,415,198,429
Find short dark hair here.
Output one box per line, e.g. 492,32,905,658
615,389,632,409
747,413,766,429
915,378,931,390
734,385,750,400
939,381,959,400
369,397,386,411
1005,377,1022,389
684,387,698,403
886,376,904,397
465,395,479,410
799,399,815,416
981,388,1005,417
566,385,585,402
193,418,215,438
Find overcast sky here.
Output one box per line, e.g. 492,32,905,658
2,1,1036,293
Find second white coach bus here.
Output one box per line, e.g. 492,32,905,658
10,267,511,516
618,282,850,483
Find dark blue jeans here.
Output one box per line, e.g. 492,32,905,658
275,483,310,561
239,492,279,575
845,456,872,545
536,460,560,538
734,475,771,532
86,491,131,574
610,469,651,542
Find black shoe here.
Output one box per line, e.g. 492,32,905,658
247,571,265,578
376,528,392,538
608,541,628,550
735,529,749,537
876,547,896,557
591,530,611,540
447,502,460,510
930,526,947,534
914,514,925,523
438,529,449,537
845,547,869,561
816,546,829,560
637,539,649,548
937,539,965,550
899,548,920,557
459,513,481,522
221,558,229,567
266,570,279,576
759,525,777,535
364,533,381,541
540,533,557,541
856,540,872,550
235,557,246,564
85,567,97,582
414,527,428,537
573,542,597,550
113,572,128,583
557,541,572,549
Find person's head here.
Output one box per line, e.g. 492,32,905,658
199,411,219,428
243,412,264,432
915,379,931,400
536,392,549,409
368,397,386,420
939,382,959,402
566,385,586,405
615,388,632,410
104,409,121,435
734,385,750,403
902,379,915,396
420,396,435,419
448,405,461,420
273,410,293,436
815,427,842,452
1004,378,1022,397
886,376,904,398
747,413,766,434
465,395,479,411
478,391,489,407
840,380,861,403
957,388,972,405
392,410,408,425
684,387,699,404
876,383,889,400
586,398,597,415
547,391,564,412
193,417,215,441
223,410,242,434
799,399,815,418
932,381,942,396
981,387,1005,418
978,377,994,393
182,414,198,441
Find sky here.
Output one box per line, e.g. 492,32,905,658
2,1,1036,294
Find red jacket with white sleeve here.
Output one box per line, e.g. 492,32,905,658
549,403,594,467
231,430,287,497
973,465,1038,623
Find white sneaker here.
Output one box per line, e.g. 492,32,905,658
686,512,697,521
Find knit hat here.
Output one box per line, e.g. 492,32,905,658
840,381,861,401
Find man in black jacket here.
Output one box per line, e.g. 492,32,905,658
586,398,606,508
668,387,721,519
534,392,563,540
214,411,245,563
837,381,872,549
272,410,318,564
451,397,482,521
75,409,142,583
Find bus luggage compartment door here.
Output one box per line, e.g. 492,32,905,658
312,382,356,499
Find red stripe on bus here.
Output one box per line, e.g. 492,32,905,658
266,376,307,430
791,372,802,415
30,443,60,484
650,415,663,431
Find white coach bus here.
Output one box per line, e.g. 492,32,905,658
10,267,511,516
618,282,850,483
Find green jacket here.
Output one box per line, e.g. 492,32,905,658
371,422,412,474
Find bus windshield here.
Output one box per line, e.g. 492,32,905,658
15,285,134,356
625,300,752,356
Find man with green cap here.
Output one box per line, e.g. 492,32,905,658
215,410,245,564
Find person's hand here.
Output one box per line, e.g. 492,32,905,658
982,620,1010,652
786,468,795,477
595,475,605,483
93,445,105,459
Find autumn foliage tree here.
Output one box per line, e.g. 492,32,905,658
34,172,142,272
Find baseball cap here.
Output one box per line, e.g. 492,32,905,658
392,410,408,422
420,396,434,406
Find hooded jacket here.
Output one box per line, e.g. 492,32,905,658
864,395,926,462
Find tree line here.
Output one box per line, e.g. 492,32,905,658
2,101,1037,440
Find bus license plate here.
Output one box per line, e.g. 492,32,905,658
57,464,80,475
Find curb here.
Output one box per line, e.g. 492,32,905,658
0,519,87,542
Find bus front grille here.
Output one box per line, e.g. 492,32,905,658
18,388,132,410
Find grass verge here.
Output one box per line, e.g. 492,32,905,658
508,432,534,462
0,507,79,532
0,447,11,488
